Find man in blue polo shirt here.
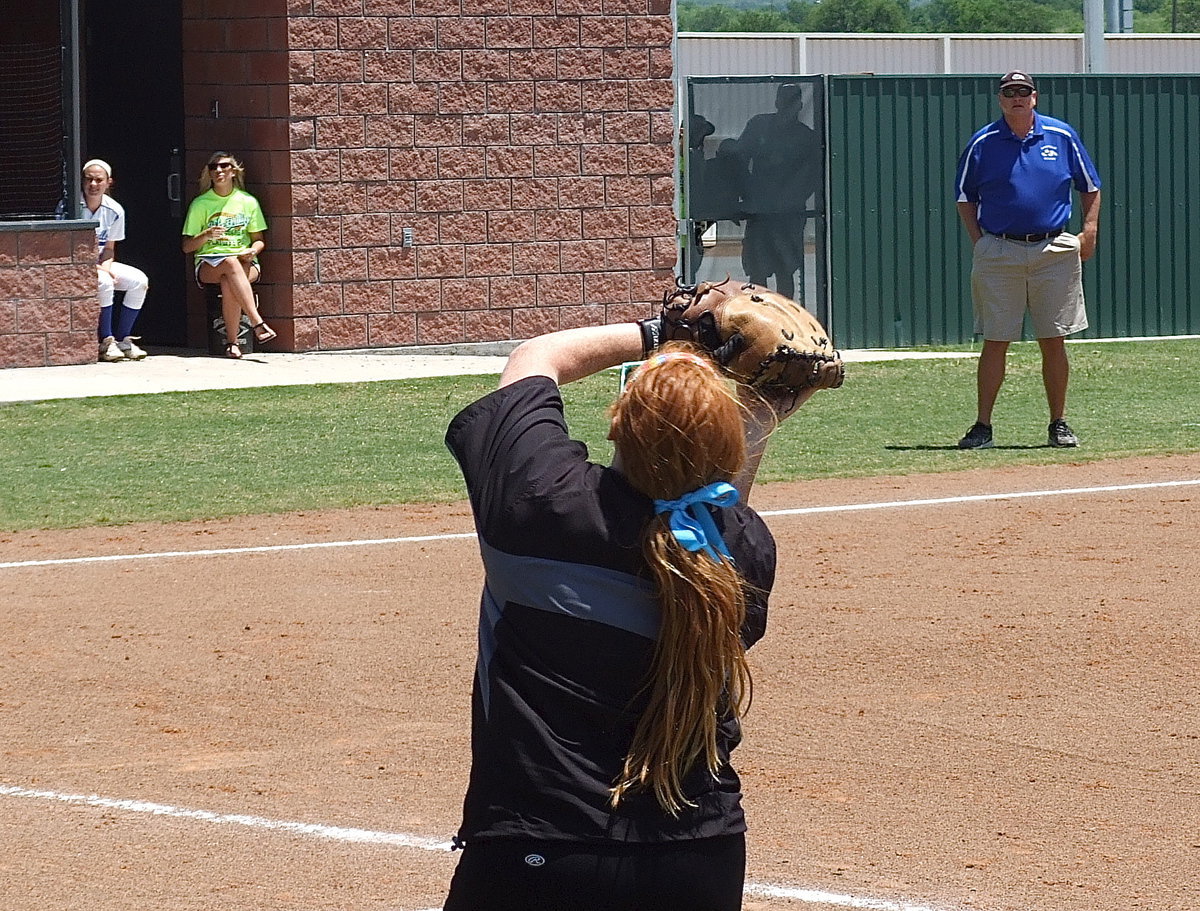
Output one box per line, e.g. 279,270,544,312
954,70,1101,449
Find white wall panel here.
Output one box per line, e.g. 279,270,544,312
678,32,1200,78
1106,36,1200,73
945,37,1084,74
676,35,796,77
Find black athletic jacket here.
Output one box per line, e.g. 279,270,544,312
445,376,777,845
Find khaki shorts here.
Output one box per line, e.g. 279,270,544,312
970,232,1088,341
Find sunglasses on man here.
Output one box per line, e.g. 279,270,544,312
1000,86,1034,98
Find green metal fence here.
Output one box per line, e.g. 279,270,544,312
687,74,1200,348
828,73,1200,347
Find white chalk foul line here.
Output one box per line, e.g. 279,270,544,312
0,784,452,852
0,532,477,570
2,477,1195,572
745,882,969,911
758,477,1200,518
0,784,969,911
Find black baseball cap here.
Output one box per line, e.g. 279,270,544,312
999,71,1036,91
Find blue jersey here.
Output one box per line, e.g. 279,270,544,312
955,112,1101,236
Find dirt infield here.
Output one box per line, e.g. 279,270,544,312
2,453,1198,911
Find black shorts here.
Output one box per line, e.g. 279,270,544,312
442,833,746,911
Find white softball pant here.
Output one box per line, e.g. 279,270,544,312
98,262,149,311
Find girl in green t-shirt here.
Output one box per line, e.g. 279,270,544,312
182,151,275,358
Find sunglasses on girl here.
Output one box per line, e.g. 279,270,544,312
208,162,235,171
1001,86,1033,98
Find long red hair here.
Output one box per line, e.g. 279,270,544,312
607,344,753,815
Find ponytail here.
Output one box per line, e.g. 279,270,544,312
607,345,753,815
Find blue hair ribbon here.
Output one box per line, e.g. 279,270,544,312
653,481,740,563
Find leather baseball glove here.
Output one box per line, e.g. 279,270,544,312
639,277,845,392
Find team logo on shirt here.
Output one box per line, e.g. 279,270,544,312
1041,147,1060,161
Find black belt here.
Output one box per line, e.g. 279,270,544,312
995,229,1064,242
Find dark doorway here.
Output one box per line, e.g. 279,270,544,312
82,1,186,346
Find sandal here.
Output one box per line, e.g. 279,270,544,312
251,321,277,343
224,342,243,359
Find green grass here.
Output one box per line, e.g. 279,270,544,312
2,340,1197,531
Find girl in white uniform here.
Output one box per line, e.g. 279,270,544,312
79,159,150,361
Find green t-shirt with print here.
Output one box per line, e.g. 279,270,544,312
182,188,268,263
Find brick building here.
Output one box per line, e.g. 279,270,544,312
0,0,677,368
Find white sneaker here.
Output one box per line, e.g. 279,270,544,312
117,336,148,360
99,336,123,362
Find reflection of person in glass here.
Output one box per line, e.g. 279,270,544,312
685,114,717,269
687,116,747,279
733,83,821,300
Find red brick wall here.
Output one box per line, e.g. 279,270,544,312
184,0,678,352
0,227,99,368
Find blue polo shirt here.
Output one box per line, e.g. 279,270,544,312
955,112,1101,236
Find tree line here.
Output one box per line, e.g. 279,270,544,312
678,0,1199,34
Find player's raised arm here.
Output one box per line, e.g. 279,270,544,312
498,323,643,389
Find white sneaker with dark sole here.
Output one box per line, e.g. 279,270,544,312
99,336,124,362
117,337,148,360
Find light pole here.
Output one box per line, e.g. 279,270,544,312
1084,0,1106,72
